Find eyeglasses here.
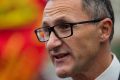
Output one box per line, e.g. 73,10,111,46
34,18,103,42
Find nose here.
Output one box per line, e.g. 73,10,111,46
46,32,62,51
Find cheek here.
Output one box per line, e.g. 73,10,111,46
70,38,100,59
65,27,100,66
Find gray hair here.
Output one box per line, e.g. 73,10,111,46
82,0,114,42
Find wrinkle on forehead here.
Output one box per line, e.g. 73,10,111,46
44,0,81,17
45,6,72,17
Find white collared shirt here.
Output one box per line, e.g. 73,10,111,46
96,54,120,80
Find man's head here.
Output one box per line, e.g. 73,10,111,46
35,0,114,79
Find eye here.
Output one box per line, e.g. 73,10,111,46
42,27,50,35
42,27,48,32
54,23,71,34
58,23,71,30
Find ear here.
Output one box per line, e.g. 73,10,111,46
98,18,113,42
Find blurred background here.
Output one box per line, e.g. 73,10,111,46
0,0,119,80
0,0,46,80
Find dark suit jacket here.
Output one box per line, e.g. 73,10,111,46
119,73,120,80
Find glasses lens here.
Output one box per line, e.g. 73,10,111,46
54,23,71,38
36,28,50,42
35,23,72,42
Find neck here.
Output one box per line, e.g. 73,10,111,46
72,42,113,80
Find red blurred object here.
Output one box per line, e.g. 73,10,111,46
0,0,47,80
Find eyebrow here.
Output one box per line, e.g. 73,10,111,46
42,16,73,28
41,22,49,28
41,20,66,28
54,19,69,25
54,16,74,24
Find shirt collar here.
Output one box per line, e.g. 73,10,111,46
96,54,120,80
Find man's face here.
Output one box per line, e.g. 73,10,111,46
43,0,101,78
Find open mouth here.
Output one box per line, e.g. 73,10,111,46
54,53,70,59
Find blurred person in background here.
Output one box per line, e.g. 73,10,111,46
35,0,120,80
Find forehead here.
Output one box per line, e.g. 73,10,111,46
43,0,88,25
45,0,81,10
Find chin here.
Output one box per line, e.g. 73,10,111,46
55,66,72,78
56,71,69,78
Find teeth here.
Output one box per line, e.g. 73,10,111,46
55,53,69,59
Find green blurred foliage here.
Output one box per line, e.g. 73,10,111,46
112,42,120,60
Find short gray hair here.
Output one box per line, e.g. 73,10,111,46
82,0,114,42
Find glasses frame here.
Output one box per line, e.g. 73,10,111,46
34,18,104,42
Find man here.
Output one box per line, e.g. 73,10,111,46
34,0,120,80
